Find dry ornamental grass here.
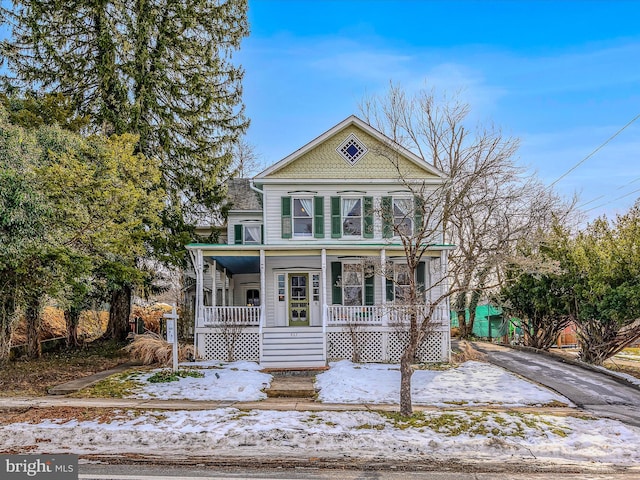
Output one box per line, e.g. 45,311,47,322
123,333,196,366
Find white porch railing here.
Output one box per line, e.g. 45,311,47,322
327,305,383,325
327,304,447,326
202,306,261,326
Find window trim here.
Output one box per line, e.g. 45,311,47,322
341,196,363,238
243,224,262,245
292,196,314,238
341,262,364,306
393,197,414,236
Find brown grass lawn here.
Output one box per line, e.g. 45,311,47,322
0,340,130,396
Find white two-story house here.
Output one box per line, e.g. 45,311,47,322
187,115,453,368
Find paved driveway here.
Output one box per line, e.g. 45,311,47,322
472,342,640,427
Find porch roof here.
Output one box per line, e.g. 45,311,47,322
186,242,455,275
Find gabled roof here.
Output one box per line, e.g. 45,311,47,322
254,115,447,179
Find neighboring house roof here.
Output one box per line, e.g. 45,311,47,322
226,178,262,211
255,115,447,180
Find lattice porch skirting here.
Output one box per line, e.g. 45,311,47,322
195,326,449,364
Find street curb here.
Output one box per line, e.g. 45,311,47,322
493,343,640,392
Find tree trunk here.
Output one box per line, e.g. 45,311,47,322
25,296,42,360
399,347,415,416
455,291,471,338
64,308,81,349
103,285,132,341
0,295,16,364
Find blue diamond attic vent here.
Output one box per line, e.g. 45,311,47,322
336,134,368,166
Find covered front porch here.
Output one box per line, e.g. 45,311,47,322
187,244,451,368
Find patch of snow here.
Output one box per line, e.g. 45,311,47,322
130,361,271,401
316,360,571,407
1,409,639,466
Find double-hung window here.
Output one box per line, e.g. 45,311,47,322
342,263,363,306
393,198,413,236
293,198,314,237
282,196,324,239
382,196,417,238
342,198,362,237
331,196,373,238
394,264,411,302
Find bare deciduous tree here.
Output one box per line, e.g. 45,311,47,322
361,82,574,340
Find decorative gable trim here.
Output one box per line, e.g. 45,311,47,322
255,115,447,179
336,133,368,166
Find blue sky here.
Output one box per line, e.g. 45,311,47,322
239,0,640,222
1,1,638,222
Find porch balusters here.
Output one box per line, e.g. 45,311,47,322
201,306,261,326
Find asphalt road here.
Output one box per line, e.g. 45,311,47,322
472,342,640,427
77,463,640,480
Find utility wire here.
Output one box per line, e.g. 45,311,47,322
550,112,640,187
577,177,640,209
584,186,640,213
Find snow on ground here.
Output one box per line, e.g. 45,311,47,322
127,359,570,407
316,360,570,406
1,407,639,466
130,361,271,401
2,359,639,467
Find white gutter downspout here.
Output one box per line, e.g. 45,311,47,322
249,180,266,238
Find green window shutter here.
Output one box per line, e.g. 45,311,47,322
414,196,424,234
417,261,426,295
234,224,243,244
314,196,324,238
331,261,342,305
386,277,394,302
382,196,392,238
260,225,264,244
281,196,292,239
363,196,374,239
365,274,374,305
331,196,341,238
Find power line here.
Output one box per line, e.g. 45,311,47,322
583,186,640,213
577,176,640,209
550,112,640,187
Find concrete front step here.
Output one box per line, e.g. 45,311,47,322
265,375,317,398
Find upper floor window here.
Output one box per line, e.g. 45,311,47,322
393,198,413,236
281,196,324,239
342,198,362,236
243,225,261,244
293,198,313,237
383,196,422,238
234,223,262,245
331,196,373,239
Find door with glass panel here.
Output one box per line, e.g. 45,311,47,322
288,274,309,326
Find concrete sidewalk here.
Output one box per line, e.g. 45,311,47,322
0,394,583,417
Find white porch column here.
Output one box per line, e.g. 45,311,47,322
259,249,266,325
441,248,451,361
211,260,217,307
188,249,204,327
380,248,387,326
380,248,389,362
321,249,327,327
222,268,227,307
259,249,266,363
321,248,327,363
